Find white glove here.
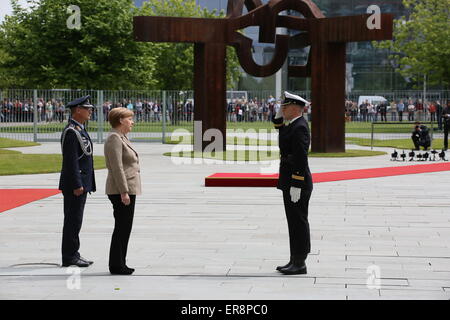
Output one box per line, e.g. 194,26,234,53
275,107,283,119
290,186,301,203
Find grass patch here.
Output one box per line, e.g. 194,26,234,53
0,153,106,176
347,137,445,150
0,137,106,176
164,135,277,146
163,149,386,161
0,137,40,148
345,122,416,134
1,120,431,134
0,149,22,155
163,150,280,161
1,121,164,133
132,137,165,142
309,150,386,157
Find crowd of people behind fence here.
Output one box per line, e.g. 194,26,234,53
345,98,446,130
0,95,446,130
0,98,172,123
0,98,64,123
0,97,198,124
0,96,299,124
226,96,311,122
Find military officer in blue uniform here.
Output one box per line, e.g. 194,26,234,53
272,91,313,275
59,95,96,267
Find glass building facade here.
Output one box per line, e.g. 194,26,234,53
307,0,407,91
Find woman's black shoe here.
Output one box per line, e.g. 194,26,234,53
110,267,134,275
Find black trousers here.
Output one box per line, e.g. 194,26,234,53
62,192,87,262
412,136,430,150
282,189,312,259
108,194,136,270
444,123,449,150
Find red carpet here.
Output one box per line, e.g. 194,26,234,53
0,189,61,213
205,162,450,187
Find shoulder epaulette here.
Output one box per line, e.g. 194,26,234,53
61,124,92,158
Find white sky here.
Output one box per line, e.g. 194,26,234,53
0,0,32,24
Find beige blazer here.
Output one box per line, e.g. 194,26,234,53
104,129,141,195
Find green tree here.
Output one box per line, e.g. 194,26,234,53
0,0,157,89
0,46,19,88
0,0,241,90
139,0,241,90
375,0,450,89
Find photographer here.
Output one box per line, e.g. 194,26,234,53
442,100,450,151
411,122,431,150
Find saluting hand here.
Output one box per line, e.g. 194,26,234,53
73,187,84,196
121,193,130,206
275,108,283,119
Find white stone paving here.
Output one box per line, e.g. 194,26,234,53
0,141,449,300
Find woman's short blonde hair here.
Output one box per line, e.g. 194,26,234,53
108,107,134,128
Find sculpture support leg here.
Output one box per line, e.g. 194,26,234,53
194,43,227,152
310,40,346,153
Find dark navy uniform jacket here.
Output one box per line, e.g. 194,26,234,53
273,115,313,191
443,106,450,126
58,119,96,193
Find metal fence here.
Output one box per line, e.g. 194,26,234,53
346,90,449,106
1,89,448,145
0,89,195,143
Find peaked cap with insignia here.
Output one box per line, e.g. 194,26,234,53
66,95,94,109
281,91,310,107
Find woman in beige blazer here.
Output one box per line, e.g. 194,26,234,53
104,107,141,275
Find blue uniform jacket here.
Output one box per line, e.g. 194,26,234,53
58,119,96,193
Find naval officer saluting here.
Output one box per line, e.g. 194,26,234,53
272,91,313,275
59,95,96,267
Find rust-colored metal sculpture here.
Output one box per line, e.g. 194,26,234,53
134,0,393,152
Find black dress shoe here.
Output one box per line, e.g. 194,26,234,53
279,257,307,275
110,267,134,275
79,256,94,265
62,258,90,267
276,258,292,271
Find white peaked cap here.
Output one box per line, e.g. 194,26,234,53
282,91,311,106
